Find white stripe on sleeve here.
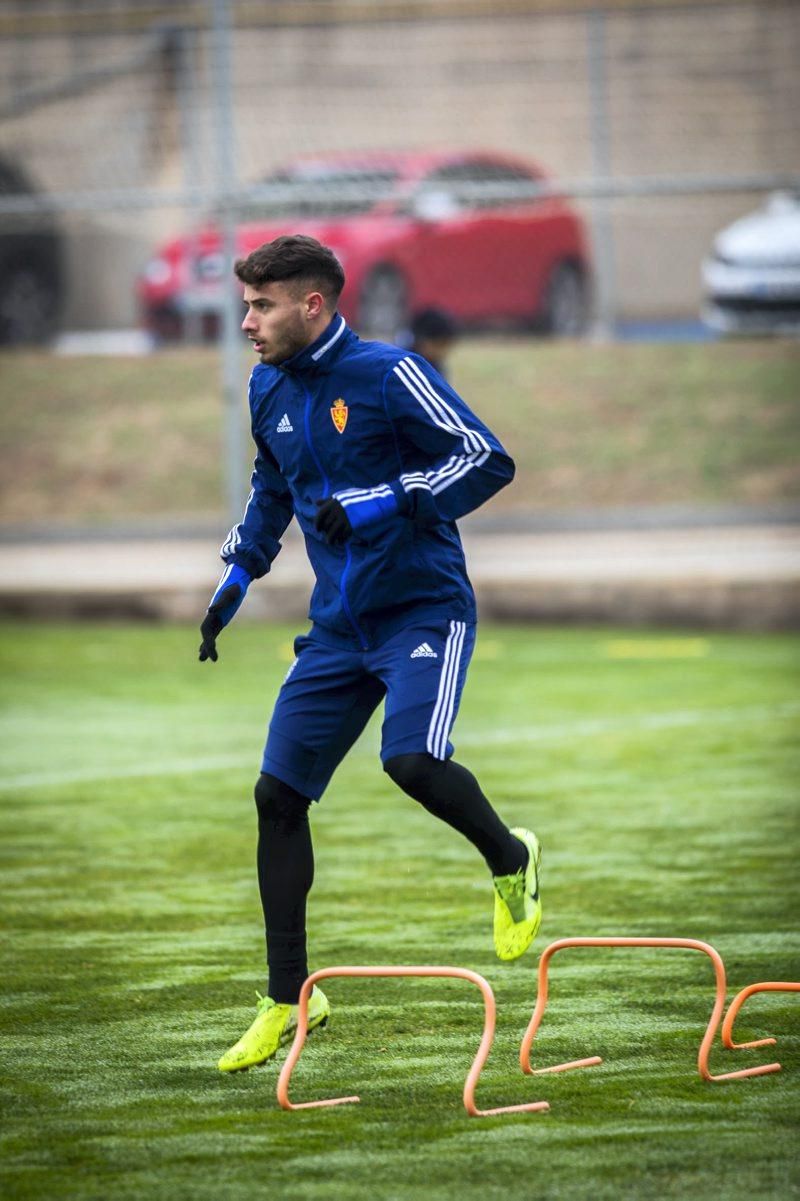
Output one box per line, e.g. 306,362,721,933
221,488,257,557
402,357,490,455
334,483,395,509
393,358,491,499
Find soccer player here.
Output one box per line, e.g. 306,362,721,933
200,235,542,1072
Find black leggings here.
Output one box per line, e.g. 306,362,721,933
382,753,526,877
254,772,314,1005
255,755,526,1003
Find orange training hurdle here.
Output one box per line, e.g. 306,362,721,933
519,937,782,1083
721,981,800,1068
276,965,550,1117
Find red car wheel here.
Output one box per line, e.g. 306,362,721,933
539,261,590,337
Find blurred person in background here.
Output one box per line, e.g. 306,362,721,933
408,306,459,378
198,235,541,1072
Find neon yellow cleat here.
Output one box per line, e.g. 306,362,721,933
218,985,330,1072
493,828,542,962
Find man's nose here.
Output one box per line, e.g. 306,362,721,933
241,309,256,331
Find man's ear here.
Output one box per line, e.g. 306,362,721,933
305,291,326,320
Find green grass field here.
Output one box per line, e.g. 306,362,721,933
1,621,799,1200
1,339,799,526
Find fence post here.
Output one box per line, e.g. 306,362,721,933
587,7,617,340
177,24,204,346
209,0,246,528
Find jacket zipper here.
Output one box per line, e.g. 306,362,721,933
300,381,369,650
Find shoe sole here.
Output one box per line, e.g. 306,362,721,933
226,1014,329,1073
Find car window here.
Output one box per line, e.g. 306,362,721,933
236,167,400,219
417,161,541,211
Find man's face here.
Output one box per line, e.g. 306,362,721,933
241,281,321,365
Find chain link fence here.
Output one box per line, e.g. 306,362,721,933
0,0,798,531
0,0,798,339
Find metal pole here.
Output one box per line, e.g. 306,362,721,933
209,0,246,527
587,8,617,341
177,25,203,345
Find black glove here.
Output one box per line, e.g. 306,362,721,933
314,497,353,546
198,583,241,663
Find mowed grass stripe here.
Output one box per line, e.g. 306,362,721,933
2,701,798,792
0,622,798,1201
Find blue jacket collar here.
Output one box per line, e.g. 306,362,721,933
280,313,350,374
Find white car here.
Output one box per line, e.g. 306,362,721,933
701,191,800,336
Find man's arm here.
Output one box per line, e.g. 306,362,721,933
314,353,514,544
220,436,294,577
200,435,294,661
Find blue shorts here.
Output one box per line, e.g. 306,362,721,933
262,618,476,800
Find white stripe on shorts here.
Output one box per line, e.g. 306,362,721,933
426,620,467,760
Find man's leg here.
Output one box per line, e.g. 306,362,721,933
382,752,526,876
256,638,383,992
255,772,314,1005
218,632,384,1071
374,619,542,961
383,749,542,960
218,772,327,1073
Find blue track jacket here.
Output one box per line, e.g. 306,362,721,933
221,314,515,650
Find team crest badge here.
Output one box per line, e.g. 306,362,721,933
331,398,348,434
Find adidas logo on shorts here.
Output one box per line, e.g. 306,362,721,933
276,413,293,433
410,642,437,659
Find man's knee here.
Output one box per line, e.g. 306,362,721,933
254,772,311,831
383,751,445,799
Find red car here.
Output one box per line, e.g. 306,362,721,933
138,149,591,342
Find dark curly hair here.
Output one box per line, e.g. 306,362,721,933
234,235,345,305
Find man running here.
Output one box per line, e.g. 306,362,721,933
199,235,541,1071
